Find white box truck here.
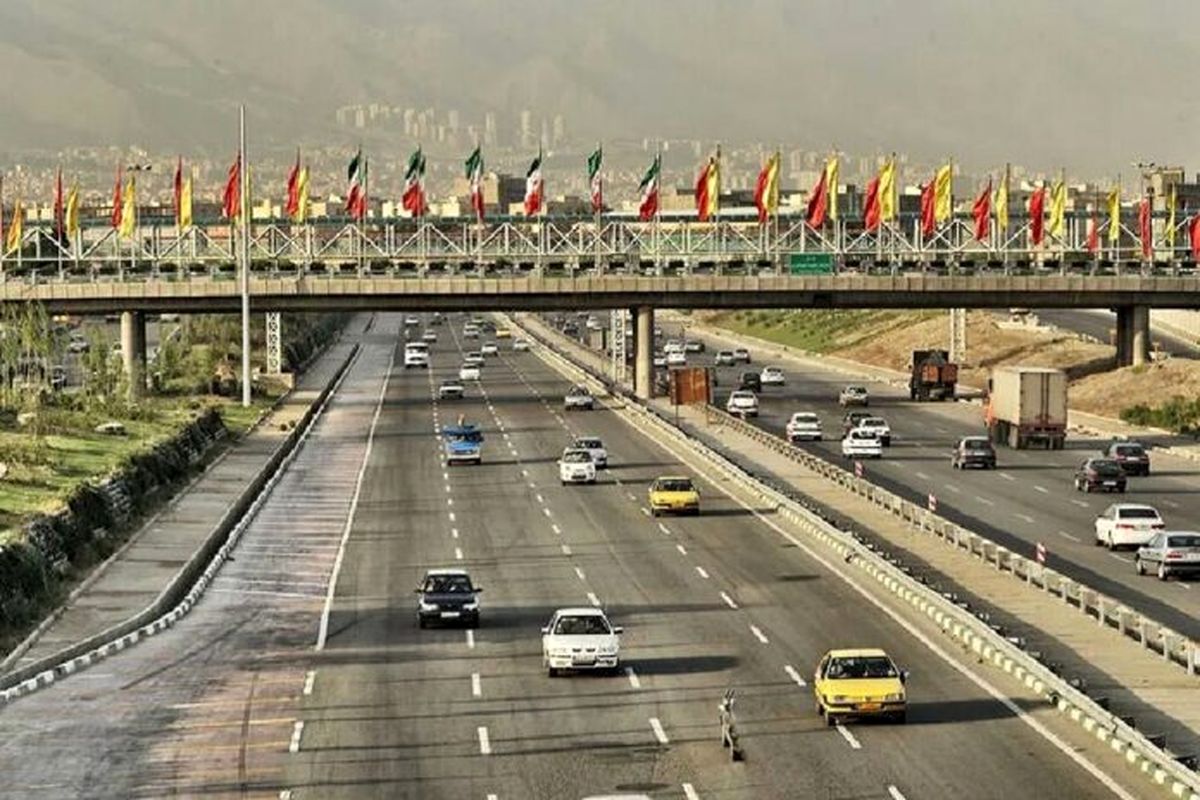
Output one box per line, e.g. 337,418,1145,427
985,366,1067,449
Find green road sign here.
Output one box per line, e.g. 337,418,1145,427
788,252,834,274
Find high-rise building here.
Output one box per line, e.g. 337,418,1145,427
484,112,498,146
354,107,366,129
403,108,416,137
520,109,533,148
448,109,460,132
552,114,565,146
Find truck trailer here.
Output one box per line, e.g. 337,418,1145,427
984,366,1067,449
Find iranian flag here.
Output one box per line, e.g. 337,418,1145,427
402,147,427,217
587,146,603,213
524,148,544,216
346,149,367,220
638,155,660,221
465,146,484,221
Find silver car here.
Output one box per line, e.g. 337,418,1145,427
1135,532,1200,581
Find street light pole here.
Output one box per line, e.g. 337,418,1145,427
240,104,251,407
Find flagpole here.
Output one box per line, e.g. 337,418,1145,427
239,104,251,408
0,173,5,280
654,140,662,271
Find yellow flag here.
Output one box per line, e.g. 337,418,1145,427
65,183,80,237
1106,186,1121,244
1166,185,1177,248
296,167,310,223
118,176,136,239
1048,177,1066,238
179,175,193,229
704,153,720,219
878,157,896,222
4,197,22,254
826,156,839,221
994,170,1009,230
934,163,953,222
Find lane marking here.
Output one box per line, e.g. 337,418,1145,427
1057,530,1082,542
455,547,464,561
886,460,902,468
749,625,769,644
626,492,637,502
536,493,544,504
1109,553,1131,563
587,592,601,607
626,666,641,689
543,508,553,518
915,471,930,480
649,717,670,745
449,511,457,523
1000,473,1016,482
444,483,452,494
835,724,861,750
574,565,586,580
447,498,454,507
551,523,562,535
640,506,652,517
1162,499,1181,509
1034,485,1049,494
451,527,459,539
975,496,995,506
288,720,305,753
316,348,393,652
471,673,482,698
784,665,807,687
888,786,908,800
562,544,574,556
946,484,961,493
683,784,700,800
1071,499,1090,508
720,591,739,609
676,543,688,556
695,565,710,579
466,630,475,649
477,726,492,755
1015,513,1035,524
302,670,315,696
658,523,672,536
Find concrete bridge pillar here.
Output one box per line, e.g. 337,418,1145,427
634,306,655,400
120,310,147,400
1115,305,1151,367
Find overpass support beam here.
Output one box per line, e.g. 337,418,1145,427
634,306,655,400
120,311,147,400
1115,306,1151,367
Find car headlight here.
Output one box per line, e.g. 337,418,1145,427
830,695,849,703
600,644,618,655
463,601,479,611
883,693,904,702
550,648,572,658
418,600,438,611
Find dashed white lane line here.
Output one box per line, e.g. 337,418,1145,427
658,523,672,536
487,795,498,800
451,527,459,539
535,493,544,504
886,460,902,468
640,507,652,517
888,786,908,800
626,492,638,502
1109,553,1132,563
447,498,454,507
1015,513,1035,524
477,726,492,755
543,508,553,518
471,673,482,698
649,717,670,745
695,565,710,579
975,496,995,506
835,724,862,750
1034,485,1049,494
562,544,574,556
1162,499,1181,509
999,473,1016,482
915,471,930,480
521,469,529,477
454,547,464,561
946,484,961,493
720,591,739,609
449,511,457,522
444,483,452,494
574,566,586,581
1057,530,1082,542
749,625,769,644
279,790,293,800
466,630,475,649
784,665,807,687
551,523,562,535
288,720,305,753
302,670,316,696
682,783,700,800
626,666,641,689
1071,499,1090,508
528,482,536,489
587,592,602,607
676,543,688,556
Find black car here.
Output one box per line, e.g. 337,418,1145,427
739,371,762,392
951,436,997,469
416,569,481,628
1074,458,1127,494
1102,441,1151,476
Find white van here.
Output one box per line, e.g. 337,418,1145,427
404,342,430,369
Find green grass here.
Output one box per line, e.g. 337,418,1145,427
0,393,274,544
708,309,940,354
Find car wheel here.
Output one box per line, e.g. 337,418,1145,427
418,617,427,629
1093,533,1105,547
824,709,837,727
1158,562,1169,581
547,666,558,677
893,711,908,724
1135,557,1146,575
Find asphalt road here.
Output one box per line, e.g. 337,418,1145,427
0,313,1147,799
652,320,1200,641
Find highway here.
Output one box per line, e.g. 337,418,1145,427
0,313,1143,799
653,319,1200,641
1023,309,1199,358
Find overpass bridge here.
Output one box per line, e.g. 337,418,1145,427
4,214,1194,398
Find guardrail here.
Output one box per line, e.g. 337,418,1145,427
0,342,361,702
512,314,1200,799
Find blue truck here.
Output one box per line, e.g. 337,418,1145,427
442,423,484,465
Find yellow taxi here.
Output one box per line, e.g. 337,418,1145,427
813,648,907,725
495,327,512,339
648,476,700,517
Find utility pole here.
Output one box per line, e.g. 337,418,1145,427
240,104,251,407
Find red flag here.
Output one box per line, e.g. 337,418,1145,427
1190,215,1200,261
286,150,301,219
862,176,881,232
222,154,241,220
1086,213,1099,253
805,169,828,228
919,181,936,237
1138,197,1152,259
53,167,64,240
694,159,712,222
972,180,991,242
173,157,184,225
1029,185,1046,246
110,165,123,229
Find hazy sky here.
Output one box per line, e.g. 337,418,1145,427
0,0,1196,174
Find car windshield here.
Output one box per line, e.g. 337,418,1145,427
448,430,483,443
569,387,590,396
792,414,817,423
424,574,473,593
863,418,885,426
963,439,991,451
846,387,866,394
657,479,694,493
562,451,591,463
732,392,753,400
852,430,877,440
554,615,611,635
1119,508,1160,520
575,439,602,449
1166,535,1200,548
440,382,461,389
1114,445,1146,457
1091,460,1123,476
826,655,898,680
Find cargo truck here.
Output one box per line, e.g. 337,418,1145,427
909,349,958,401
984,366,1067,449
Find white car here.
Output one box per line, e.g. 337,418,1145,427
653,353,667,368
726,390,759,417
559,448,598,484
404,315,420,327
760,366,786,386
842,428,883,459
513,339,530,352
542,608,622,676
714,350,735,366
463,351,484,366
459,364,481,381
437,380,465,400
463,325,480,339
481,342,499,357
839,385,870,407
572,436,608,468
786,412,823,442
666,350,687,367
403,343,430,369
855,416,892,446
732,347,751,364
1094,504,1165,550
564,385,595,410
663,341,685,354
684,340,704,353
421,330,437,343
